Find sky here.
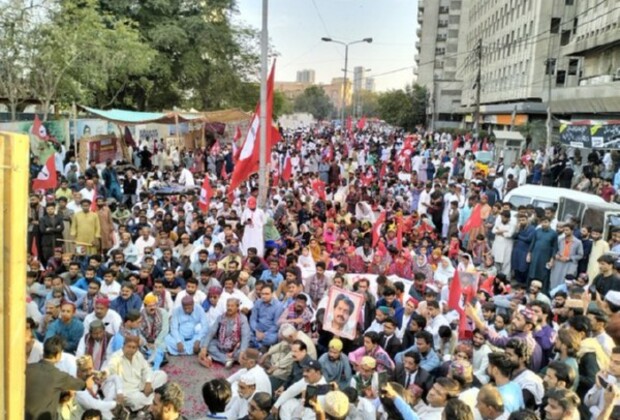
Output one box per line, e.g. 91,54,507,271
234,0,418,92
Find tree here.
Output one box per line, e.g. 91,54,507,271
293,86,334,120
377,84,427,131
350,90,379,117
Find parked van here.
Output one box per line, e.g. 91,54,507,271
504,185,605,210
557,197,620,240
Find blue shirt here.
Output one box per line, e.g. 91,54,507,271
419,349,441,373
259,269,284,288
73,276,101,291
45,318,84,353
110,294,143,320
170,305,208,342
498,381,525,413
250,298,284,334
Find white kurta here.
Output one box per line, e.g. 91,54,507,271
491,218,516,265
241,207,265,257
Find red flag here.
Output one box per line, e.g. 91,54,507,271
462,204,483,234
372,211,386,248
396,216,403,250
228,61,280,196
346,116,352,132
311,178,326,200
447,270,467,336
281,153,292,182
31,115,49,141
232,127,242,163
199,176,213,213
32,154,57,191
31,238,38,258
356,116,367,130
221,164,228,180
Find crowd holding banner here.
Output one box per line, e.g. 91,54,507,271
22,65,620,420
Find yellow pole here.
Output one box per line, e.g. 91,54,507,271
0,132,29,420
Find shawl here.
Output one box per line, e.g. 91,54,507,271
434,257,456,286
141,308,163,343
85,332,112,370
218,314,241,352
263,218,281,241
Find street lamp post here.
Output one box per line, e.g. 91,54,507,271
321,37,372,125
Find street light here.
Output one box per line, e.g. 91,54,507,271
321,37,373,124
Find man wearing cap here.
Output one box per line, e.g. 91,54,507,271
241,196,266,257
199,298,250,369
465,303,543,372
226,373,257,419
45,301,84,353
72,354,123,418
70,198,101,255
527,280,552,306
76,319,114,370
350,356,381,400
227,349,272,395
165,294,208,356
273,358,328,420
140,293,168,370
318,338,352,391
83,297,122,336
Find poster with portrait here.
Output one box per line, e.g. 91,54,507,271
323,286,364,340
459,271,480,304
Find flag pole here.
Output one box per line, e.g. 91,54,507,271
258,0,269,208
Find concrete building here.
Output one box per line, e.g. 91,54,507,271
274,81,311,101
353,66,367,93
322,77,353,112
553,2,620,121
459,0,580,131
415,0,469,129
296,69,316,84
364,77,376,92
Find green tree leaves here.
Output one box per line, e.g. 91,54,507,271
293,85,335,121
377,84,428,131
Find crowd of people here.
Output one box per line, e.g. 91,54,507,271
24,123,620,420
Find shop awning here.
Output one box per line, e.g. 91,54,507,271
80,106,205,125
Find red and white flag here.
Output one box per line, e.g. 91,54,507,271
281,153,292,182
31,115,49,141
32,154,57,191
372,211,386,248
228,61,281,196
199,176,214,213
311,178,326,201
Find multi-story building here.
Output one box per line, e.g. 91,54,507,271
459,0,580,131
274,81,312,101
296,69,316,84
322,77,353,112
353,66,367,94
364,77,376,92
553,1,620,122
415,0,469,129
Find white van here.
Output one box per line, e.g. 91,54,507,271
504,185,605,210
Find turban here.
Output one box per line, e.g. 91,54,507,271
143,294,158,306
360,356,376,369
329,338,343,352
95,297,110,307
181,295,194,306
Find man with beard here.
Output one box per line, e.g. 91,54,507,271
75,279,104,320
140,294,168,370
70,199,101,255
549,224,583,292
45,301,84,353
505,338,544,411
76,320,113,370
587,227,610,281
327,293,356,338
108,232,139,264
110,282,143,320
487,352,524,413
277,294,313,333
150,382,185,420
227,348,272,395
527,217,558,293
165,295,208,356
173,278,207,310
199,298,250,369
318,338,352,391
40,202,64,262
472,328,493,385
511,214,536,285
83,297,122,336
72,355,124,418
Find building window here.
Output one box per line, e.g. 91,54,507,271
561,30,571,45
568,59,579,75
550,18,561,34
556,70,566,86
573,18,578,34
545,58,556,75
565,0,574,4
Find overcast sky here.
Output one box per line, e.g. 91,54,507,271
234,0,418,92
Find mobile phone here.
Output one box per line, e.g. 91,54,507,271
304,385,318,408
599,375,608,388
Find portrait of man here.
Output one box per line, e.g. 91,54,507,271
323,286,363,340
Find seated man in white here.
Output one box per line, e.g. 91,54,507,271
226,373,257,419
165,294,208,356
272,359,328,420
73,355,123,419
226,348,272,395
106,335,168,411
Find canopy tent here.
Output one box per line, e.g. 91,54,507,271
79,106,205,125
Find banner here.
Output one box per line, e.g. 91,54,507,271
560,120,620,149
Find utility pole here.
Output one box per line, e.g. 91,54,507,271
342,45,349,124
545,57,554,151
257,0,268,208
474,38,483,140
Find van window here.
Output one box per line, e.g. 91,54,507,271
532,199,555,209
508,195,530,207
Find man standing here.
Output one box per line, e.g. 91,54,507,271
511,214,535,285
587,227,610,281
40,202,64,263
107,335,168,411
527,217,558,293
26,336,92,419
492,210,516,277
549,223,583,292
199,298,250,369
70,199,101,255
241,196,266,257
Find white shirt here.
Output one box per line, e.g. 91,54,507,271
83,310,122,336
135,236,156,259
178,168,195,187
228,365,272,395
173,290,207,310
55,352,77,376
79,187,96,202
106,350,152,393
28,340,43,364
100,281,121,300
274,377,327,409
214,290,254,318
